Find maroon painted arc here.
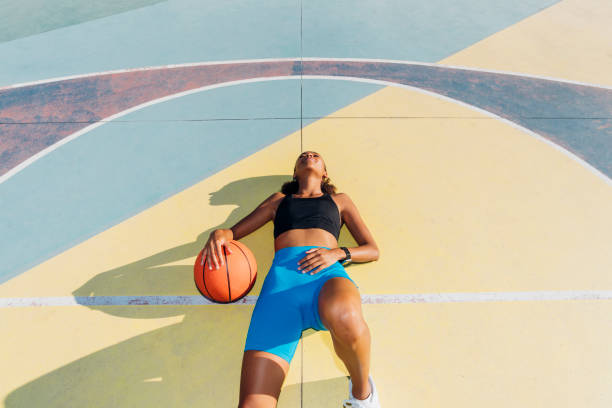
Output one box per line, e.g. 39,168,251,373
1,59,611,181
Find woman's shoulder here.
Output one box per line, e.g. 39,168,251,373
331,192,357,211
268,192,289,220
270,192,289,205
263,191,286,202
329,192,350,213
330,192,349,201
260,192,287,211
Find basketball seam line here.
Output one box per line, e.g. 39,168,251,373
234,242,254,296
201,250,211,300
224,248,231,301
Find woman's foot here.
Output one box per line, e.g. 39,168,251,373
343,375,380,407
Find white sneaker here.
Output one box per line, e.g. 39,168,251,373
342,374,380,407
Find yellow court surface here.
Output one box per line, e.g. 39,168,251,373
1,1,611,407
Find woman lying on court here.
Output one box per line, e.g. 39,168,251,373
201,151,381,408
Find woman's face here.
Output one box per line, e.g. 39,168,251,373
293,151,326,178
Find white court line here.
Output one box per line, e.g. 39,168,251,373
1,291,612,307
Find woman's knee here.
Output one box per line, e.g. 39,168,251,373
320,299,366,340
331,309,368,343
318,279,364,335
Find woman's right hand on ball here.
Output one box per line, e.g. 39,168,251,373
201,229,234,270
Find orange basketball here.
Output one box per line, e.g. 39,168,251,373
194,240,257,303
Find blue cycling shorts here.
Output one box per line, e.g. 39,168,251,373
243,245,359,364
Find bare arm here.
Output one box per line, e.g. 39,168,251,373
202,192,282,270
333,193,380,263
228,192,283,240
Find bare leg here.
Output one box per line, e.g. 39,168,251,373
330,316,372,399
238,350,290,408
318,277,372,400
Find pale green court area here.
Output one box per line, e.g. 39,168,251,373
0,0,559,86
0,0,166,42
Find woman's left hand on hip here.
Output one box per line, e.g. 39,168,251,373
297,247,339,275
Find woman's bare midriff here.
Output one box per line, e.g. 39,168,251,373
272,193,342,252
274,228,339,252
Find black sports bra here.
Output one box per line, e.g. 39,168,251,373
273,192,342,240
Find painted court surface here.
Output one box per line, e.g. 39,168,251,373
1,1,611,406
